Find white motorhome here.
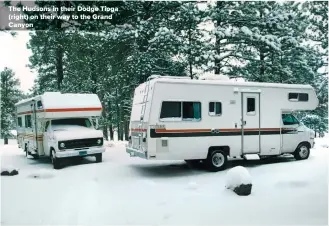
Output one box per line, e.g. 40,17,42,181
15,92,105,169
126,75,318,171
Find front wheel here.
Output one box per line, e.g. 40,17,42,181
205,150,228,172
294,144,310,160
95,153,102,163
50,150,61,169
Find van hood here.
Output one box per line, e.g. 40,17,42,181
52,125,103,141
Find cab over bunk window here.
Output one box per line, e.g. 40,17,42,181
288,93,309,102
160,101,201,121
17,117,22,127
209,102,222,116
25,115,32,128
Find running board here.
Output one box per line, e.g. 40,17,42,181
243,154,260,160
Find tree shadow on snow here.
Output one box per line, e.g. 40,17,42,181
130,162,207,178
60,156,97,169
130,155,296,178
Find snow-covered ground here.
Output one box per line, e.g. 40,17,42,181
1,136,328,225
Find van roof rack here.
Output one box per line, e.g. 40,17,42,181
147,75,191,81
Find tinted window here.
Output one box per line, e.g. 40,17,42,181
299,93,309,101
17,117,22,127
52,118,92,128
282,114,299,125
182,102,201,120
25,115,32,128
289,93,309,102
160,102,181,119
37,101,43,109
247,98,255,113
209,102,222,116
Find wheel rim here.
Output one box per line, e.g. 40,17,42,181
299,146,309,158
212,153,225,167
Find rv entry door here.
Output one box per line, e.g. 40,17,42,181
241,92,260,154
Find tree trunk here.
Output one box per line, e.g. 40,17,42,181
101,108,108,140
124,118,129,141
214,1,223,75
4,136,8,145
56,2,64,91
259,47,265,81
109,124,114,140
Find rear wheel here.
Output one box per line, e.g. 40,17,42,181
205,150,228,172
24,144,28,157
294,143,310,160
50,149,61,169
95,153,102,163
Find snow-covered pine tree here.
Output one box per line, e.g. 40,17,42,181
0,68,23,144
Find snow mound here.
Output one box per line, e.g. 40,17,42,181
225,166,252,189
199,74,230,81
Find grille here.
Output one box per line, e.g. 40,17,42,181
60,138,102,150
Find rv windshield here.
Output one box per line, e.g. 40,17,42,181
51,118,92,129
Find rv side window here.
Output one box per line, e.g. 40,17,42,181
160,101,181,119
247,98,255,114
17,117,22,127
182,102,201,120
209,102,222,116
37,100,43,109
25,115,32,128
282,114,299,125
288,93,309,102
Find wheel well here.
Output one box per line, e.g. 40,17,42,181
297,141,311,149
208,146,230,156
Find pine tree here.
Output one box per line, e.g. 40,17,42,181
0,68,22,144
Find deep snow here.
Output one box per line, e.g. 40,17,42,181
1,136,328,225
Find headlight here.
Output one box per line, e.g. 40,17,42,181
60,142,65,148
97,139,102,145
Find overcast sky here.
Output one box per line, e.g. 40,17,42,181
0,31,35,93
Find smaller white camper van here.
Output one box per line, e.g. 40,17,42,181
126,75,318,171
15,92,105,169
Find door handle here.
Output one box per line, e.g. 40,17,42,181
244,121,246,125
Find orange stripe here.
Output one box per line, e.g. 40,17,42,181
44,107,102,112
17,107,102,115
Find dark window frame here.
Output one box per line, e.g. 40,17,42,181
17,117,22,127
208,101,222,116
25,115,32,128
246,97,256,115
160,101,202,122
288,93,309,102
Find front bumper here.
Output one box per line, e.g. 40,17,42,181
55,147,105,158
126,146,147,159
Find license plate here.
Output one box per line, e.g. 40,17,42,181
79,151,87,156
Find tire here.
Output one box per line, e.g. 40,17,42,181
294,143,310,160
24,144,28,157
95,153,102,163
50,149,61,169
205,150,228,172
